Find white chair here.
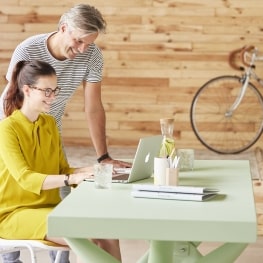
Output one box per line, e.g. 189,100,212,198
0,238,70,263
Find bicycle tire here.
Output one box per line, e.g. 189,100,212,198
190,75,263,154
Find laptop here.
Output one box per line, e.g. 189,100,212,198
86,135,162,184
112,135,163,183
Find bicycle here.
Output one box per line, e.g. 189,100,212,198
190,45,263,154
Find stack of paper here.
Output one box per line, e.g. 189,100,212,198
131,184,219,202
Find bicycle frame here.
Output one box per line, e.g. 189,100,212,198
226,48,260,116
225,74,250,117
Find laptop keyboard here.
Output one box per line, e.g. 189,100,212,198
114,168,132,174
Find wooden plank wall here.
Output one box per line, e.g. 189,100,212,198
1,0,263,235
1,0,263,149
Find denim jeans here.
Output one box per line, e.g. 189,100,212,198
1,250,70,263
1,186,72,263
1,251,22,263
49,250,70,263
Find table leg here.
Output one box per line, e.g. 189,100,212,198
137,250,149,263
148,240,174,263
137,241,247,263
65,238,120,263
196,243,248,263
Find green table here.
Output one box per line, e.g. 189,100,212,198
48,160,257,263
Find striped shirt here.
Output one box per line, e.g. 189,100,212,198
0,32,103,130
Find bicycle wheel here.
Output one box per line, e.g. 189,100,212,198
190,75,263,154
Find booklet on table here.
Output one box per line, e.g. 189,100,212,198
131,184,219,201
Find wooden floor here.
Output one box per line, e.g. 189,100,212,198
11,146,263,263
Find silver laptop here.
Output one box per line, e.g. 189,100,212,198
111,135,163,183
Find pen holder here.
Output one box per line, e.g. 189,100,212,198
154,157,169,185
165,167,179,186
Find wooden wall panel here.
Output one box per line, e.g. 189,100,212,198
1,0,263,237
1,0,263,151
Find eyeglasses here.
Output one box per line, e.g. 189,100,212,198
29,86,61,97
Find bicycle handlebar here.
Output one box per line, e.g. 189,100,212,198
228,45,255,71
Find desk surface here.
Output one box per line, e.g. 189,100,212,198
48,160,257,243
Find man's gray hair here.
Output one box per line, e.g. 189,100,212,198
59,4,107,34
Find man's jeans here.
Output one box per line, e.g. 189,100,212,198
1,186,71,263
0,251,70,263
1,251,22,263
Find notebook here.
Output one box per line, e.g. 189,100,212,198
131,184,219,201
111,135,163,183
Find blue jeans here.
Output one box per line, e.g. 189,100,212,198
1,250,70,263
49,250,70,263
1,251,22,263
1,186,72,263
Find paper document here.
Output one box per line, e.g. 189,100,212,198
131,190,217,201
131,184,219,202
132,184,219,194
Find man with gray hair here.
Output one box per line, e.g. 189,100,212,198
0,3,129,263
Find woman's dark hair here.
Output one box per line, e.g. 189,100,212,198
4,60,56,117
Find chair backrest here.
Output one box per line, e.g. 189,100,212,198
0,238,69,263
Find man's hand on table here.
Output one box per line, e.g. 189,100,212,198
101,157,132,173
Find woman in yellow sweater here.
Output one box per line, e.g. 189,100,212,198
0,60,121,262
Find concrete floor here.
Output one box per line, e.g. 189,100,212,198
15,237,263,262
